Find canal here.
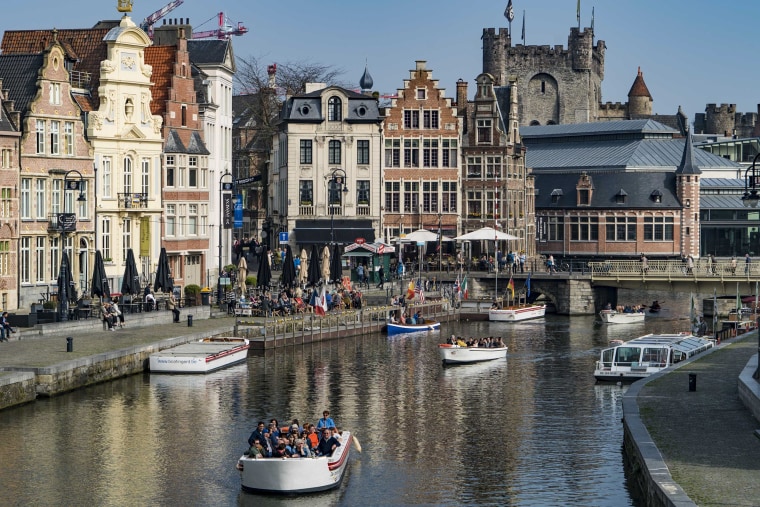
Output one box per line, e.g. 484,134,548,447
0,290,698,506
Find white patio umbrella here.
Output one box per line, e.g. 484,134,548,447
455,226,519,241
399,229,439,243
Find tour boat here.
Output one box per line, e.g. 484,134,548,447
599,309,645,324
594,333,714,382
237,430,352,494
149,337,250,373
489,304,545,322
386,319,440,335
438,343,507,364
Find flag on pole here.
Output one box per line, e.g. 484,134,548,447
415,280,425,303
525,273,531,298
314,286,327,316
577,0,581,26
507,276,515,299
521,11,525,42
504,0,515,22
407,280,416,300
591,6,594,31
462,276,469,300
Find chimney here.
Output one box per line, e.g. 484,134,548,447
456,79,468,117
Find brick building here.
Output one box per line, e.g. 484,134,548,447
0,76,20,310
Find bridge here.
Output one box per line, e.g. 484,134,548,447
461,259,760,315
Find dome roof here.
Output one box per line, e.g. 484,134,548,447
359,64,373,91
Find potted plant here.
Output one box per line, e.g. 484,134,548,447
184,284,202,306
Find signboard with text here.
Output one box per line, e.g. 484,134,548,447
234,194,243,229
57,213,77,232
222,193,233,229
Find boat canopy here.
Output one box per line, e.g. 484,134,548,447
670,336,714,356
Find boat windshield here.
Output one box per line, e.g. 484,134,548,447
613,346,641,366
641,347,668,366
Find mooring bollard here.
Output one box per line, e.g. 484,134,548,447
688,372,697,391
187,314,193,327
66,337,73,352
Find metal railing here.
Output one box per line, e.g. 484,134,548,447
588,259,756,279
299,205,314,216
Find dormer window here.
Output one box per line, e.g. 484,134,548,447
651,190,662,203
576,171,593,206
299,104,311,116
327,97,342,121
615,189,628,204
551,189,563,204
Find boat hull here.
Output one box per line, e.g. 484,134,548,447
149,338,250,373
238,431,351,494
438,344,507,364
599,310,645,324
489,305,545,322
387,320,440,335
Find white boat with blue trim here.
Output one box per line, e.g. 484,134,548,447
386,319,440,335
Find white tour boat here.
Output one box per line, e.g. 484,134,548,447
237,430,352,494
599,309,646,324
594,333,714,382
438,343,507,364
149,337,250,373
489,304,545,322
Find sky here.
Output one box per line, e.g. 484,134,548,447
2,0,759,124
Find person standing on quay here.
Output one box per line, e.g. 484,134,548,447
745,253,751,274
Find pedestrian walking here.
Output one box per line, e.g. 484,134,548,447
731,256,737,275
112,298,125,328
745,253,751,274
377,265,385,289
519,252,526,273
710,254,717,274
640,253,648,274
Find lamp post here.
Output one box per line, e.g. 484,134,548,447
328,168,349,245
218,171,234,305
437,211,443,274
60,170,86,322
742,153,760,381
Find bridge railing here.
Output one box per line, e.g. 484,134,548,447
588,259,754,278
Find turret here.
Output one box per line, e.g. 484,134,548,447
627,67,652,117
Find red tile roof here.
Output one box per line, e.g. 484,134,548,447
144,45,176,117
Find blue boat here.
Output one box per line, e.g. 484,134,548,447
386,320,441,336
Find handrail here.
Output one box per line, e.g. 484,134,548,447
588,259,754,280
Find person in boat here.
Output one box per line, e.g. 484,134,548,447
291,438,312,458
306,424,320,451
491,301,499,310
413,310,422,323
245,439,265,459
248,421,267,448
260,429,274,457
399,312,407,324
316,410,336,431
456,336,467,347
604,302,612,310
650,300,661,312
316,428,341,457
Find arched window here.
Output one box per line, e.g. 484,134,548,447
328,97,342,121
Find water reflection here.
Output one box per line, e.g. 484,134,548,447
0,290,695,506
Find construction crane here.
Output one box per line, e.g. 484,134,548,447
192,12,248,39
140,0,185,38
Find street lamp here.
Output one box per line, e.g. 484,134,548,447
437,211,443,274
743,153,760,380
328,168,349,244
59,170,86,322
218,171,234,305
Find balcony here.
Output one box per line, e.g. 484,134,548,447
118,193,148,210
299,205,314,216
357,205,370,216
48,213,77,232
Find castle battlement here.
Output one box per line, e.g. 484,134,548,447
706,103,736,114
599,102,627,111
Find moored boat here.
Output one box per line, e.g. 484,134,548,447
599,309,645,324
237,430,352,494
386,319,440,335
149,337,250,373
489,304,545,322
438,343,507,364
594,333,714,382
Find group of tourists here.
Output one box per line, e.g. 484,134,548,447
446,335,506,348
101,300,124,331
389,308,424,325
245,410,342,459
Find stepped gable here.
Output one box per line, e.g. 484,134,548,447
1,28,110,108
144,45,177,116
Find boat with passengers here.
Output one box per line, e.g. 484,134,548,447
594,332,714,382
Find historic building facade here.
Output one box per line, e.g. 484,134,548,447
0,41,95,307
458,73,535,258
381,61,462,243
270,84,383,246
0,76,20,310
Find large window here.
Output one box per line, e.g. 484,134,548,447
51,180,61,215
357,140,370,165
356,180,370,206
20,178,31,219
328,140,341,165
142,158,150,195
404,139,419,167
122,218,132,260
189,156,198,188
63,121,74,156
486,156,502,179
36,120,45,154
385,181,400,212
20,237,30,283
403,110,420,129
123,156,133,194
300,140,312,164
644,216,674,241
1,148,11,169
423,139,438,167
467,156,482,178
422,182,438,212
166,204,176,236
50,82,61,105
35,236,45,283
35,178,46,219
166,155,175,187
50,121,60,155
50,237,59,280
442,182,457,212
101,217,111,260
102,156,112,197
0,241,10,276
328,97,342,121
570,216,598,241
403,182,419,213
385,139,400,167
442,139,457,167
77,181,88,218
188,204,198,235
0,188,10,218
477,119,492,144
467,191,482,218
423,110,439,129
548,216,564,241
606,216,636,241
299,180,313,205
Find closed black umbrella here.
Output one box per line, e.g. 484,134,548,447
281,245,297,288
57,251,74,320
330,243,343,284
307,243,321,287
256,247,272,290
91,250,111,299
120,248,141,295
153,247,173,294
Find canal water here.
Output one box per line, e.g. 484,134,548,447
0,290,699,506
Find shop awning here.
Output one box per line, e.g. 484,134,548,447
293,219,376,245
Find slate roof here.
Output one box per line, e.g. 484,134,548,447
0,54,43,114
1,28,110,108
186,131,210,155
676,129,701,175
535,172,680,209
522,120,739,172
0,101,17,132
144,45,176,117
281,86,381,124
187,39,231,66
164,129,186,153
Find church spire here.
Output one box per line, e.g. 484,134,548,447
676,127,701,175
